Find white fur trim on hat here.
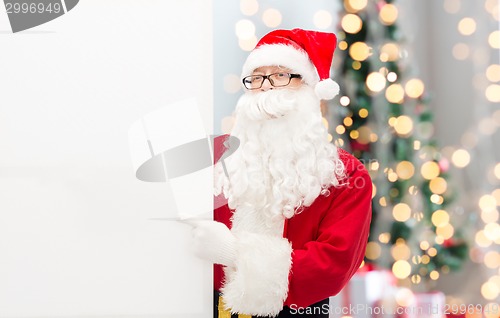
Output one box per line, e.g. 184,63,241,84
241,44,319,87
221,232,293,316
315,78,340,100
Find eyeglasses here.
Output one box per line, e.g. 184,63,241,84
242,72,302,90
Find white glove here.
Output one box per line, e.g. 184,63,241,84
184,219,237,267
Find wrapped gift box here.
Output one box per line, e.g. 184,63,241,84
403,291,446,318
329,265,398,318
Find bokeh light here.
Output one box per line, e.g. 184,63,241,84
349,42,371,61
484,223,500,241
420,161,440,180
235,19,256,40
451,149,471,168
262,8,282,28
458,17,477,35
339,40,348,50
366,72,387,92
379,232,390,243
429,177,447,194
392,203,412,222
436,223,454,240
365,241,381,260
489,30,500,49
481,281,499,300
356,126,372,144
387,168,399,182
396,161,415,180
385,84,405,103
493,188,500,205
387,72,398,82
393,115,414,135
411,274,421,284
480,209,499,223
484,251,500,269
485,84,500,102
405,78,425,98
380,43,400,62
475,230,492,248
487,67,500,85
240,0,258,16
431,210,450,227
427,248,437,257
239,35,258,51
313,10,333,29
350,130,359,140
419,240,430,251
340,96,350,106
346,0,368,12
336,125,346,135
452,43,470,60
391,242,411,260
412,255,422,264
479,194,497,212
430,194,444,204
485,0,498,14
443,0,461,13
392,260,412,279
342,14,363,34
430,270,440,280
379,4,398,25
223,74,242,93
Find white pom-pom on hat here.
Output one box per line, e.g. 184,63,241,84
315,78,340,100
241,28,341,100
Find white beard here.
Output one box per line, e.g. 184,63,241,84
215,86,345,232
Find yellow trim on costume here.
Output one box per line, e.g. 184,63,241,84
218,296,231,318
218,295,252,318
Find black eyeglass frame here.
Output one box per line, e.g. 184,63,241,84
242,73,302,90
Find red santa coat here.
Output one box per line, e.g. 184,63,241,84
214,148,372,316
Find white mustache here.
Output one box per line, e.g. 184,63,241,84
237,89,297,121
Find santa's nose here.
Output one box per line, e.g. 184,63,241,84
260,78,273,91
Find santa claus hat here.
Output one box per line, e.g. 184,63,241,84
241,28,340,100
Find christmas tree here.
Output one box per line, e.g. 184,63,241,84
333,0,469,290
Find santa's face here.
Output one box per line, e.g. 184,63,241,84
214,82,344,221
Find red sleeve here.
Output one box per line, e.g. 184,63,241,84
285,152,373,307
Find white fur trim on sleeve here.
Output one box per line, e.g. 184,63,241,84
221,232,293,316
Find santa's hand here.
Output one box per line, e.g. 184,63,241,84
183,219,237,267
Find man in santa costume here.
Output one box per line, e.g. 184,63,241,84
189,28,372,318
